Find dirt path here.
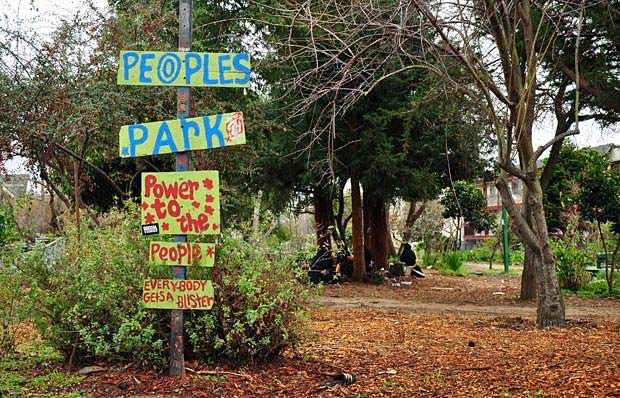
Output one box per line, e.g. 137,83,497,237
320,269,620,320
319,295,620,319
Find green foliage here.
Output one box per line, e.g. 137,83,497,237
185,235,314,364
579,164,620,233
421,251,439,267
0,244,32,356
441,181,495,232
17,204,168,368
543,144,609,231
552,240,592,291
13,204,313,368
0,342,79,397
574,274,620,299
461,239,499,263
439,252,464,273
0,203,16,246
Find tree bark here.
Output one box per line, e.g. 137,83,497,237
366,194,389,270
363,191,371,251
386,204,397,257
537,238,566,327
498,175,565,327
350,176,366,280
333,179,348,251
401,202,426,242
521,244,538,300
314,187,333,250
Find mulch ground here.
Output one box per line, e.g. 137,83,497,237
323,270,620,310
14,272,620,397
67,308,620,398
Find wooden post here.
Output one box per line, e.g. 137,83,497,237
73,160,80,241
170,0,193,377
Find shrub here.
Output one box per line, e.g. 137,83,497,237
440,252,463,272
185,235,314,364
20,204,168,368
577,274,620,298
553,240,592,291
0,246,29,355
19,203,313,368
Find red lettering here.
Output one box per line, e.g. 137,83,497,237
162,182,179,199
179,181,190,199
192,244,202,261
150,243,160,262
150,198,167,218
177,244,189,264
144,175,157,197
168,200,181,217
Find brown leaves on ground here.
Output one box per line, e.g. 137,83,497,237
17,272,620,397
324,270,620,310
71,308,620,398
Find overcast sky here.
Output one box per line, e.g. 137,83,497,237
1,0,618,174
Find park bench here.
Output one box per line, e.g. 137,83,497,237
585,252,618,276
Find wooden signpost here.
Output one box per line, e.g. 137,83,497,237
119,112,246,157
116,0,249,376
117,51,251,87
142,279,214,310
140,171,220,235
149,242,215,267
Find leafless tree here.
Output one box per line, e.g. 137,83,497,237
268,0,611,326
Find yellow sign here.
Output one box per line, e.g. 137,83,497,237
142,279,214,310
117,51,251,87
149,242,215,266
141,171,220,235
119,112,245,157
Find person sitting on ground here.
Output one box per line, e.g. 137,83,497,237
400,243,425,278
308,245,336,284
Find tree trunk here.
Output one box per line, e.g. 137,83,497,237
363,191,371,252
386,204,397,257
520,181,539,300
314,187,332,250
498,176,565,327
520,244,537,300
401,201,426,249
333,180,347,251
537,240,566,327
48,190,59,232
350,176,366,280
367,194,389,270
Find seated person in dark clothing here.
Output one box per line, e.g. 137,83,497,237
308,246,336,284
400,243,425,278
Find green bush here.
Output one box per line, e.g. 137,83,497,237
421,250,439,267
553,240,592,291
577,274,620,298
0,246,29,355
20,205,168,368
440,252,463,272
18,203,313,368
185,235,313,364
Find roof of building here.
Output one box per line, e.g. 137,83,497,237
0,174,30,197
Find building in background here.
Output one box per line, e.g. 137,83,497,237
462,177,524,249
461,142,618,249
0,174,29,199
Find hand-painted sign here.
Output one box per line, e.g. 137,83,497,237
149,242,215,267
119,112,245,158
117,51,251,87
141,171,220,235
142,279,214,310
